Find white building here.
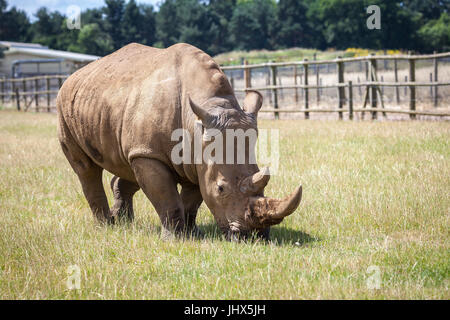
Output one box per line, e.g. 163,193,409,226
0,41,100,78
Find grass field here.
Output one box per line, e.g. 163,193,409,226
0,110,448,299
213,47,403,66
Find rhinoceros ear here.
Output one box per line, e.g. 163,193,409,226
243,90,263,115
189,96,214,126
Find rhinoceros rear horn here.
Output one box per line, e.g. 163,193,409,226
243,90,263,115
249,185,302,227
240,167,270,195
189,96,214,125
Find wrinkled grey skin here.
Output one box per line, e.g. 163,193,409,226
57,43,302,240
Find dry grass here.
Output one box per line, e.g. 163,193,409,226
0,110,448,299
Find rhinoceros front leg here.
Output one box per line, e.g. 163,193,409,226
180,182,204,238
131,158,185,238
110,176,140,222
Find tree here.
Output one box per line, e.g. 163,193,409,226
104,0,126,49
68,23,114,56
277,0,312,48
31,7,73,50
156,0,180,47
229,0,277,51
419,12,450,52
402,0,450,22
0,0,31,42
139,4,156,46
176,0,217,53
207,0,237,54
122,0,144,44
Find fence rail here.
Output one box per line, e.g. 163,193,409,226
0,74,68,112
1,52,449,119
224,51,450,119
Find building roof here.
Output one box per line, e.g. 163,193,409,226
0,41,48,49
4,46,100,63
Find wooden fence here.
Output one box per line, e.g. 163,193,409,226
222,52,450,119
0,74,67,112
1,52,449,119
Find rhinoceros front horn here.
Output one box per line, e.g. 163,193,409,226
249,185,302,227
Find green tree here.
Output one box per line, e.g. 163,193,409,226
122,0,144,44
138,4,156,46
177,0,216,53
277,0,313,48
307,0,420,50
156,0,221,55
402,0,449,22
31,7,73,50
0,0,31,42
207,0,237,54
419,12,450,52
104,0,126,49
69,23,114,56
229,0,277,51
156,0,180,47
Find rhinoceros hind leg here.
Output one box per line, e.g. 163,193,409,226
180,183,204,238
59,138,112,223
110,176,140,222
131,158,185,237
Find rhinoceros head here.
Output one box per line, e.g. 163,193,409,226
188,90,302,240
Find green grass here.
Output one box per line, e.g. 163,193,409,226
214,47,408,66
214,47,348,66
0,110,449,299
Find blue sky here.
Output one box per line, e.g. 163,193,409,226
8,0,161,19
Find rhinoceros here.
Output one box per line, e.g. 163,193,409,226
57,43,302,240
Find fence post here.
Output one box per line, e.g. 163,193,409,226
303,59,309,119
337,56,345,120
278,76,283,100
348,81,353,120
409,58,416,120
244,60,251,89
35,78,39,111
316,61,320,106
369,54,377,120
266,69,272,105
270,61,279,119
433,51,438,107
404,75,408,95
429,73,433,98
12,79,17,110
0,78,4,106
294,65,298,104
22,79,27,108
365,60,369,81
46,76,51,112
15,87,20,111
394,59,400,104
357,76,361,96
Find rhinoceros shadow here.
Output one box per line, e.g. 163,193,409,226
199,223,319,246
